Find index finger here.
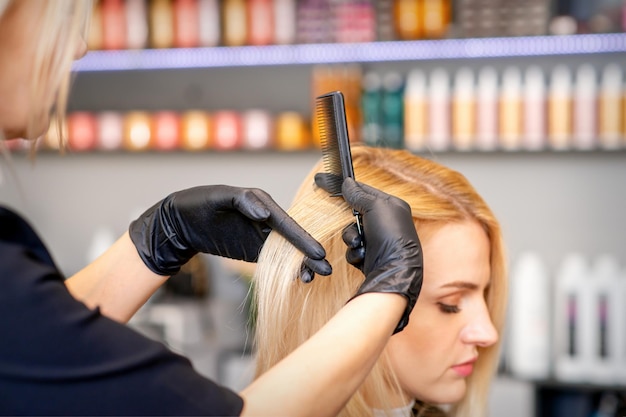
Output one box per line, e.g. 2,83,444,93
251,189,327,262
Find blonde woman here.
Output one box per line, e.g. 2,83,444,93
254,145,508,417
0,1,424,415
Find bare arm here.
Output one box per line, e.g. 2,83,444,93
240,292,405,417
65,231,167,323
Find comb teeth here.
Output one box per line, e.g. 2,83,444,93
316,92,346,196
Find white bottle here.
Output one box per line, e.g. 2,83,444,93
553,253,590,382
506,252,551,380
523,66,547,151
598,63,623,150
588,254,621,384
476,66,499,151
573,64,597,150
428,67,451,151
616,265,626,384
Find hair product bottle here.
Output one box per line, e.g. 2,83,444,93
403,68,428,152
149,0,175,49
476,66,499,151
123,111,153,151
198,0,221,47
548,65,573,150
247,0,274,46
523,66,547,151
554,253,592,383
67,112,98,152
422,0,451,39
174,0,200,48
598,63,622,150
507,252,551,380
588,254,621,384
242,109,273,149
428,67,451,151
102,0,127,50
273,0,296,44
361,71,383,147
275,112,310,150
393,0,422,40
381,72,405,149
88,0,104,50
152,111,181,151
452,66,476,151
572,64,597,150
126,0,149,49
499,66,523,150
212,110,243,150
97,111,124,151
222,0,248,46
180,111,212,151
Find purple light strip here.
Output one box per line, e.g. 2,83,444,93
72,33,626,72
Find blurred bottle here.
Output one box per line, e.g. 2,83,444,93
123,111,153,151
403,69,428,152
476,66,498,151
393,0,422,40
599,63,622,150
452,67,475,151
275,112,310,150
126,0,149,49
152,111,181,151
248,0,274,46
499,66,523,150
273,0,296,44
507,252,551,381
428,67,451,151
102,0,127,50
67,112,98,152
572,64,597,150
149,0,175,48
381,72,404,149
242,109,274,150
88,0,104,50
180,111,212,151
174,0,200,48
522,66,547,151
97,111,124,151
548,65,573,151
422,0,450,39
222,0,248,46
212,111,243,150
198,0,221,47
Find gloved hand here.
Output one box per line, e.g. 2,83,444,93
315,174,423,334
129,185,332,282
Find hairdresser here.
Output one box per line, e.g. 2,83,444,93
0,1,422,416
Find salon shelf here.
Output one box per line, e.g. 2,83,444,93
72,33,626,72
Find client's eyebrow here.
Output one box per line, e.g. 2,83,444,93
439,281,479,290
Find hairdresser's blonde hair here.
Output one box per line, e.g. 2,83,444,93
0,0,92,147
253,145,508,417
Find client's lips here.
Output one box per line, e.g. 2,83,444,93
451,357,477,377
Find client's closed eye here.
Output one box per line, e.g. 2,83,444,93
437,302,461,314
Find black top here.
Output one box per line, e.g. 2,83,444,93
0,206,244,416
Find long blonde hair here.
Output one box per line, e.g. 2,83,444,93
0,0,92,146
252,145,508,417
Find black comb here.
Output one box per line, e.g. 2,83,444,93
315,91,363,236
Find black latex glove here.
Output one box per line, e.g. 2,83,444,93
129,185,332,282
315,174,423,334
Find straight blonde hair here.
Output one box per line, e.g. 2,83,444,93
0,0,92,147
253,145,508,417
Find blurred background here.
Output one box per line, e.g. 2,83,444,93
2,0,626,416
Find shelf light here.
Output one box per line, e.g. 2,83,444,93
72,33,626,72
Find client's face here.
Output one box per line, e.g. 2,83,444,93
385,220,498,406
